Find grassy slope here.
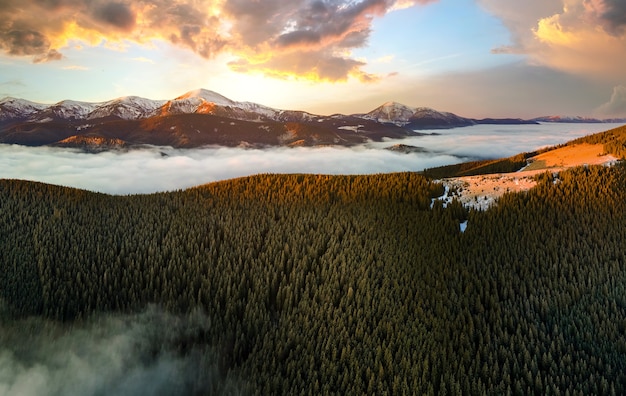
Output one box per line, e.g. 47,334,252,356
422,123,626,179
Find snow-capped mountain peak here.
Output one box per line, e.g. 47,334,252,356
0,98,47,121
0,97,45,108
176,89,236,107
88,96,166,120
365,101,418,125
360,102,475,129
50,100,98,119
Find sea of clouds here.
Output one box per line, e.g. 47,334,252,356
0,123,618,194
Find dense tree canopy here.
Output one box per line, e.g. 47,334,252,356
422,152,532,179
1,166,626,394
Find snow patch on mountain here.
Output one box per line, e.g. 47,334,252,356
0,98,48,121
338,125,364,133
363,101,417,125
1,95,170,122
176,89,236,107
360,101,474,129
49,100,98,119
89,96,166,120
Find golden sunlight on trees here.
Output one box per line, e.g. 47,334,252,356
1,168,626,394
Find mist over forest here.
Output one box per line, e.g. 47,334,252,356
0,308,242,396
0,123,613,194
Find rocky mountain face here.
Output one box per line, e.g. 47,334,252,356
0,90,420,148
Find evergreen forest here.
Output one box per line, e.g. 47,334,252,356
2,158,626,394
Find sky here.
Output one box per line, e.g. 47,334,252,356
1,0,626,118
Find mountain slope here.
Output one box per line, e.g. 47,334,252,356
0,98,47,122
2,89,622,150
0,90,421,148
360,101,475,129
359,101,540,129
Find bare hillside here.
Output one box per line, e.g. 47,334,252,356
441,144,619,209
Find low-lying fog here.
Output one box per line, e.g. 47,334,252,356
0,307,242,396
0,123,618,194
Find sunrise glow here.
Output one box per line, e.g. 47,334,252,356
0,0,625,118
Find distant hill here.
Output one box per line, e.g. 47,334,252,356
422,123,626,179
533,115,626,123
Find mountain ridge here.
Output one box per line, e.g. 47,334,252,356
2,89,625,149
3,89,624,126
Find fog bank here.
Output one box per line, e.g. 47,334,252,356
0,144,461,194
0,123,617,194
0,307,242,396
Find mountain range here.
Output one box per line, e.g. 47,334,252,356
1,89,624,150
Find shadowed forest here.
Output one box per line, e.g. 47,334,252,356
2,161,626,395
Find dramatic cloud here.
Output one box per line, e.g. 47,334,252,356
1,30,51,56
478,0,561,53
584,0,626,34
0,0,435,79
92,2,136,31
0,124,613,194
480,0,626,81
228,50,377,82
596,85,626,117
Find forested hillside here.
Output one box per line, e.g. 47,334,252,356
421,152,532,179
423,123,626,179
1,168,626,394
571,123,626,158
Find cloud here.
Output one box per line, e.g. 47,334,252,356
399,61,610,118
0,79,25,88
131,56,155,64
375,54,395,63
490,45,524,55
92,2,136,31
62,65,89,70
0,144,456,194
480,0,626,81
0,307,241,396
0,0,437,81
584,0,626,34
1,30,51,56
33,49,63,63
228,50,378,83
0,123,615,194
596,85,626,117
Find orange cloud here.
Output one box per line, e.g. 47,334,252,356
481,0,626,81
228,50,379,83
530,1,626,80
0,0,433,82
